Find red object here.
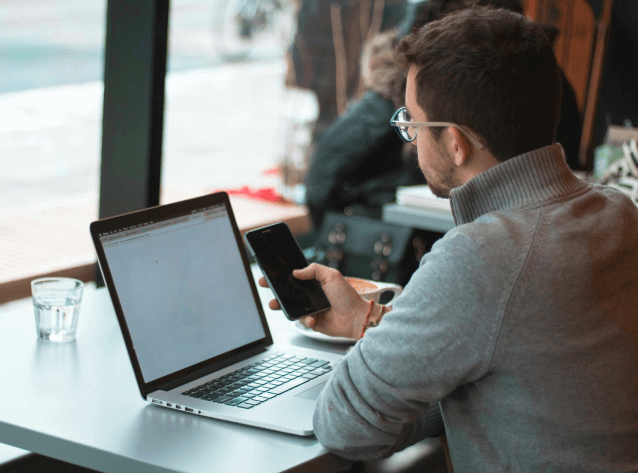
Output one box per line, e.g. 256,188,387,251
261,167,280,176
360,299,376,339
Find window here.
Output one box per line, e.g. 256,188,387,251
160,0,317,205
0,1,106,300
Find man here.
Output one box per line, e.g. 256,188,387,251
261,6,638,471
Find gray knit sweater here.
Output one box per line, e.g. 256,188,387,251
313,144,638,471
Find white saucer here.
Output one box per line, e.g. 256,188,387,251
292,320,357,345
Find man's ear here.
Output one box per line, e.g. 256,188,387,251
448,127,472,167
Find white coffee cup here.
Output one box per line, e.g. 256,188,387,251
345,277,403,306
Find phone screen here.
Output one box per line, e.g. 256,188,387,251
245,223,330,320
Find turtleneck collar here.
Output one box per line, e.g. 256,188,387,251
449,144,589,226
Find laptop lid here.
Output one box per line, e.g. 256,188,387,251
90,192,273,399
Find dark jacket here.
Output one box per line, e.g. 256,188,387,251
304,29,425,228
304,90,425,228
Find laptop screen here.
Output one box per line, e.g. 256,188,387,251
97,203,267,383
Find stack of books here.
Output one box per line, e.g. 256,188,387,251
395,185,452,214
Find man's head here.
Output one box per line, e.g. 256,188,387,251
397,6,562,164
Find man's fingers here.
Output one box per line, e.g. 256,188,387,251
258,277,268,288
299,315,317,329
268,299,280,310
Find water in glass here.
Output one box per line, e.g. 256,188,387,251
34,295,81,342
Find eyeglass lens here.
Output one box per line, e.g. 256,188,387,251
395,108,416,141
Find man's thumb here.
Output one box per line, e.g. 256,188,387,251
292,263,318,280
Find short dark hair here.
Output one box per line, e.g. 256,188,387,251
397,5,562,161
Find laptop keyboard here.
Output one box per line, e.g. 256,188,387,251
181,352,333,409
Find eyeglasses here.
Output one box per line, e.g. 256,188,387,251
390,107,484,149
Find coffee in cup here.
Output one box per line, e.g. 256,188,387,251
345,277,402,305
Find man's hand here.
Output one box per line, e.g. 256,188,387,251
258,263,370,339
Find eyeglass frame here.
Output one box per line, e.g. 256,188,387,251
390,107,484,150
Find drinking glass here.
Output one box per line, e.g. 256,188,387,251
31,277,84,342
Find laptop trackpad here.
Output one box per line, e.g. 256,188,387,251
294,382,327,400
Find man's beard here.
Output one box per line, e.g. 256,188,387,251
420,141,461,199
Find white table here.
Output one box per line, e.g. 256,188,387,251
0,268,352,473
382,203,456,234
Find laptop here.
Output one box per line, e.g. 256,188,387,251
90,192,341,436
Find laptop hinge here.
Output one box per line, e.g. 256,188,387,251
154,345,269,394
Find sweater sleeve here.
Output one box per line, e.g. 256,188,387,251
312,221,532,460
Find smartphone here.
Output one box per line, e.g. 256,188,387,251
244,222,330,320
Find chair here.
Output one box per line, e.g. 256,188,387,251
524,0,615,170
